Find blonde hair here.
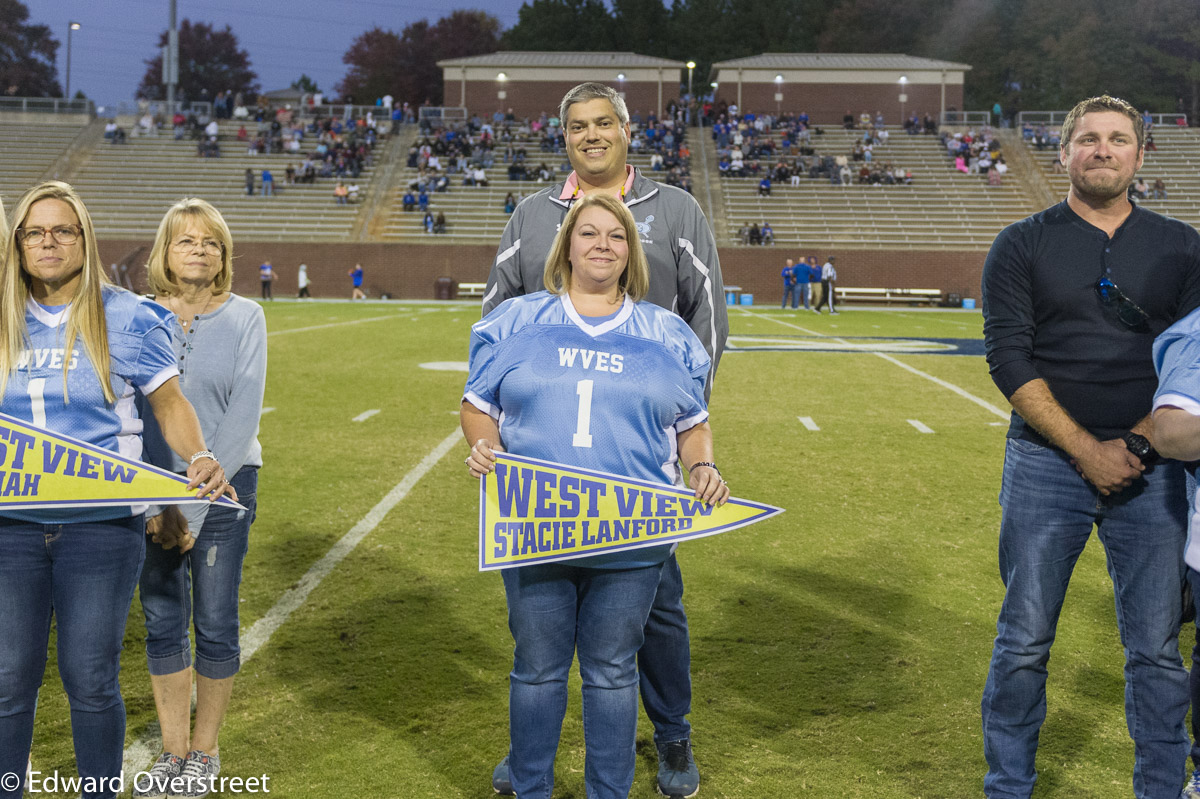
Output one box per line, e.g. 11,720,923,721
146,198,234,296
1,181,114,403
543,193,649,302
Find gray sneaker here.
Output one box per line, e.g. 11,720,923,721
132,753,184,799
1183,769,1200,799
168,750,220,799
656,739,699,798
492,755,514,795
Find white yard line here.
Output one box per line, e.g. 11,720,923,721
797,416,821,431
268,314,409,337
352,409,381,422
260,407,275,415
908,419,936,434
122,428,462,776
746,310,1009,421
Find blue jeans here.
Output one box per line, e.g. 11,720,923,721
140,466,257,679
982,438,1188,799
0,514,145,799
502,560,665,799
799,282,811,309
640,553,692,743
781,284,797,309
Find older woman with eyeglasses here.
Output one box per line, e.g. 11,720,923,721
0,181,232,799
132,198,266,799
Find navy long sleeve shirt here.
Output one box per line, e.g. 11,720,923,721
983,201,1200,446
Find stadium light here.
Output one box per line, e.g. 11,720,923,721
65,21,81,101
898,74,909,124
617,73,626,82
686,61,696,100
496,72,507,82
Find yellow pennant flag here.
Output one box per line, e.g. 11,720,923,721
479,452,783,571
0,411,242,511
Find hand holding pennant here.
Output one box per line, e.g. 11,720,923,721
0,411,244,512
478,452,783,571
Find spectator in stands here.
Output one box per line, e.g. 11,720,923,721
434,212,447,234
284,164,295,185
244,169,254,196
1153,178,1168,200
761,221,774,245
758,176,771,196
261,168,274,197
1131,177,1149,200
423,210,434,234
333,181,349,205
1145,132,1157,151
988,164,1003,186
418,189,430,211
748,222,762,246
504,192,516,214
403,191,417,212
347,183,361,203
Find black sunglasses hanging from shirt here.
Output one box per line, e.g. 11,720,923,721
1095,276,1151,332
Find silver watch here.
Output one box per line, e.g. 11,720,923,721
189,450,218,465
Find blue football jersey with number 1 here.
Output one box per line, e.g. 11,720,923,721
465,292,710,567
0,288,178,523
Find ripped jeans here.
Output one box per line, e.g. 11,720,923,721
139,466,258,679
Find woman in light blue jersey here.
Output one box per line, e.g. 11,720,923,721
0,181,232,799
462,193,729,799
132,198,266,799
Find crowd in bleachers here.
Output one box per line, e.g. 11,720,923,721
940,127,1008,185
712,108,915,187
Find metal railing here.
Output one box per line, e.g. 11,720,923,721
939,110,992,126
1017,110,1188,127
0,97,94,115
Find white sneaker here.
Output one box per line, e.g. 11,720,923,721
1183,769,1200,799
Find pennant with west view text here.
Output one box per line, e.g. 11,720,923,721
0,411,243,511
479,452,783,571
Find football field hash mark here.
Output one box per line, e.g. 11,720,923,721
908,419,935,434
797,416,820,431
353,409,381,422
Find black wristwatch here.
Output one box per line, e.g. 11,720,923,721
1122,432,1159,465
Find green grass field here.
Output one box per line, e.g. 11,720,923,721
27,300,1189,798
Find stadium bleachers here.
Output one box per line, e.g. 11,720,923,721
0,121,87,209
65,122,375,241
716,127,1037,250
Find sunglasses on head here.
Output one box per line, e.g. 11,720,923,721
1094,276,1150,331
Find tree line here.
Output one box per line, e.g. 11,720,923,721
2,0,1197,120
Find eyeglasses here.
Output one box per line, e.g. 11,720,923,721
170,236,223,256
1095,276,1150,331
17,225,80,247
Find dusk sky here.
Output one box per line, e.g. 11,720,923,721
22,0,531,110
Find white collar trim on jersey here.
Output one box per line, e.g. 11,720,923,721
27,297,69,328
559,293,634,338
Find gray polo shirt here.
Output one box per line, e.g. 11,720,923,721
141,293,267,533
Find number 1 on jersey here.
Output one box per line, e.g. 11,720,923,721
28,377,47,428
572,379,594,448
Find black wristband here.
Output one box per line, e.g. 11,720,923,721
689,461,720,475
